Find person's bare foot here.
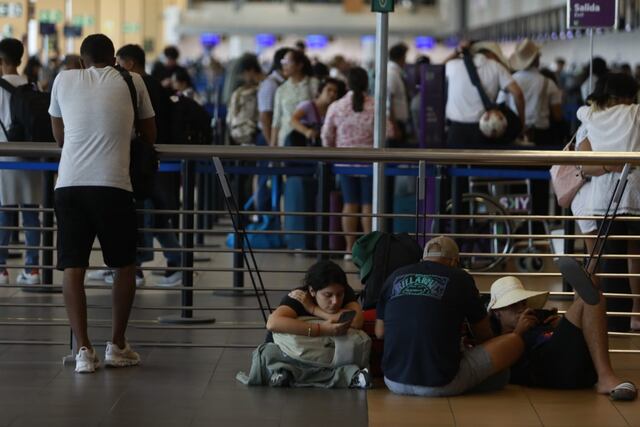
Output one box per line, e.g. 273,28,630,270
596,375,624,394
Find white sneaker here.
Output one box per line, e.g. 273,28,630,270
0,269,8,285
75,346,100,373
105,271,145,287
344,254,353,261
157,271,182,287
17,270,40,285
104,341,140,368
87,268,112,280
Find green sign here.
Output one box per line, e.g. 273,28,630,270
123,22,141,34
39,9,63,23
72,15,96,28
371,0,394,13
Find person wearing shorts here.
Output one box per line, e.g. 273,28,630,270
49,34,156,373
489,276,637,400
322,67,375,258
375,236,529,397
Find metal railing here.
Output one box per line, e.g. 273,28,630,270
1,143,640,354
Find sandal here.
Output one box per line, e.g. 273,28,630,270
610,381,638,401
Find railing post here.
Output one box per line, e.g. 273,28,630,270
159,159,215,324
42,170,55,288
232,160,245,289
316,162,330,261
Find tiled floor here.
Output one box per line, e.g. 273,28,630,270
368,356,640,427
0,231,639,426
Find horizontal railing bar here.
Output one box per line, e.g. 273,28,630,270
4,143,640,166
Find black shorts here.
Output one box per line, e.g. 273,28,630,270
54,186,137,270
529,317,598,389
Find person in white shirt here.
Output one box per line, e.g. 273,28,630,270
0,38,43,286
576,72,640,332
387,43,410,145
48,34,156,373
444,41,525,148
499,39,563,146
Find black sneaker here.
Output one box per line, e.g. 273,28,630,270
350,368,371,389
269,370,293,387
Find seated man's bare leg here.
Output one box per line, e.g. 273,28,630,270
111,264,136,349
565,294,622,394
480,333,525,374
63,267,92,349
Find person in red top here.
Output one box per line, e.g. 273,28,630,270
321,67,374,258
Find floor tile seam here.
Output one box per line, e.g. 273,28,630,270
446,397,457,427
523,388,545,427
610,398,633,427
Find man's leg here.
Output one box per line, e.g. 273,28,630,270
480,333,525,374
21,208,41,268
111,264,136,349
0,205,16,269
342,203,360,252
564,295,622,394
62,267,91,349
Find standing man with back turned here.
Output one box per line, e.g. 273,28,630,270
49,34,156,373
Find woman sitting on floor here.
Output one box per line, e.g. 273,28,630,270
237,261,371,389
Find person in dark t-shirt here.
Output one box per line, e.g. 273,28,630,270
376,236,531,397
115,44,182,286
266,260,363,341
489,276,637,401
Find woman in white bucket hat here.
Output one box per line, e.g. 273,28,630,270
489,276,637,401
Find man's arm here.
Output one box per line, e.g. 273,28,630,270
138,117,157,146
259,111,273,145
374,319,384,339
469,315,494,344
51,117,64,148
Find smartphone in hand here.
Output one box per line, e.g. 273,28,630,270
533,309,555,323
338,310,356,324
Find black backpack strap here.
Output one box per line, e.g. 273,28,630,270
0,78,16,95
0,78,15,140
461,49,495,111
117,68,140,134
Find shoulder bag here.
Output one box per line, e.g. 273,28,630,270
461,50,522,144
118,68,158,200
549,133,586,208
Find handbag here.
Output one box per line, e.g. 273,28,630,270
118,68,158,200
549,133,586,208
461,50,522,144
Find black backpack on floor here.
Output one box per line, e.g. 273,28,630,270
0,78,54,142
358,233,423,310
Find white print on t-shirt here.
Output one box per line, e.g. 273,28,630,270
390,274,449,301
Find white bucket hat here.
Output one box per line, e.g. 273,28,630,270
487,276,549,311
470,41,510,69
508,38,540,71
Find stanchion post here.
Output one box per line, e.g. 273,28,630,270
196,164,206,246
316,162,330,260
181,159,195,318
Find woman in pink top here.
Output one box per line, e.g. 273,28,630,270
321,67,374,258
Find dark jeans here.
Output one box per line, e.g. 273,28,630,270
597,218,639,331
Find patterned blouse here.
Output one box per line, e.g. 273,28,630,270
321,92,375,149
272,76,318,147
